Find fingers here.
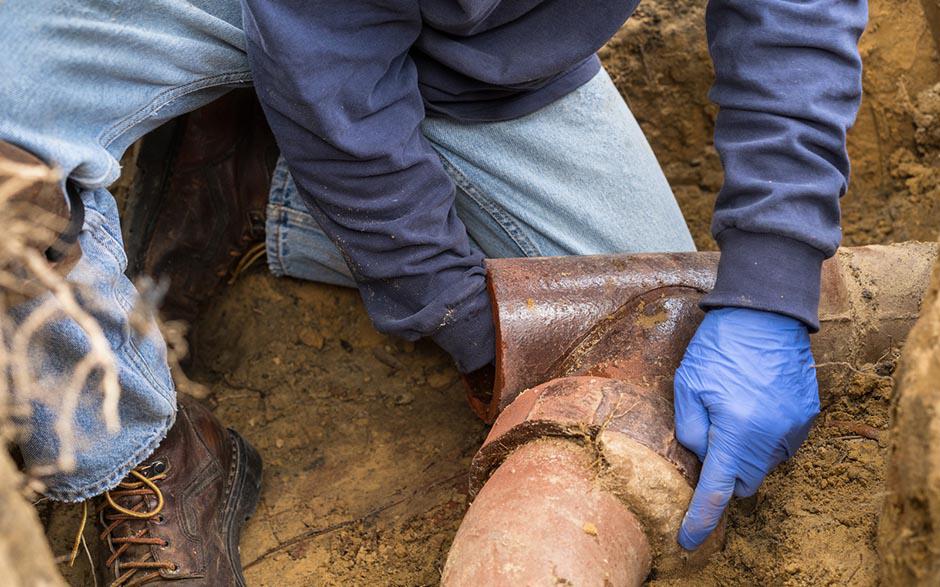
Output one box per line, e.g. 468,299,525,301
678,448,735,550
783,413,818,459
674,375,709,461
733,475,762,498
733,427,803,497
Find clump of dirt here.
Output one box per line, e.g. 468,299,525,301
855,82,940,244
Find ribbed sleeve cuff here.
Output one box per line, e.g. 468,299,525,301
700,229,826,332
431,295,496,374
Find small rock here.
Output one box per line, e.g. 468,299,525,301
395,392,414,406
286,542,307,561
275,438,284,448
582,522,598,536
372,347,404,370
298,328,325,349
427,370,455,390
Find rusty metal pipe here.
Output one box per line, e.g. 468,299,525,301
445,242,938,585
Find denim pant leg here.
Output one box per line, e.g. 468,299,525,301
266,162,357,288
422,68,696,258
12,191,177,502
0,0,250,189
0,0,250,500
267,67,695,286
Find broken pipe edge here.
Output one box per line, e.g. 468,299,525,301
444,376,722,585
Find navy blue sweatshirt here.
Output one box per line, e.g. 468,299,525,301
241,1,867,373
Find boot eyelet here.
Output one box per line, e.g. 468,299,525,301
154,514,165,524
163,540,171,548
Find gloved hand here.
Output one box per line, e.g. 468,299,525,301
673,307,820,550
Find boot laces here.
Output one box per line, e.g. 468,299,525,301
98,462,177,587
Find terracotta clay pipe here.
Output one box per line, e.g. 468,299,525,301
468,243,939,423
443,242,938,586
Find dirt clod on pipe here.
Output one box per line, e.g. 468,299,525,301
446,242,939,586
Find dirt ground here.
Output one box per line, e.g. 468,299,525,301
40,1,940,586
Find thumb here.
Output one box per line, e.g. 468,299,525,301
678,446,735,550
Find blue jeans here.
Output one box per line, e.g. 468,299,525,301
0,0,694,502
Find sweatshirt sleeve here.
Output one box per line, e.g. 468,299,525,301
240,0,494,372
699,0,867,331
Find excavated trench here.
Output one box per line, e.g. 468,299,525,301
39,0,940,585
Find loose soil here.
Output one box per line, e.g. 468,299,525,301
41,1,940,585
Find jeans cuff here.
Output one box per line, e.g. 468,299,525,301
41,412,175,503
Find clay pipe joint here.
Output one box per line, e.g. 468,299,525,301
447,242,939,585
443,376,721,586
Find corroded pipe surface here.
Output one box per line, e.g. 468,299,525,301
441,439,652,587
469,243,939,422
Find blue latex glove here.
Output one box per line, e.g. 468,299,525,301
674,307,820,550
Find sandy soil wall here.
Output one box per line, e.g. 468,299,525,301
601,0,940,250
880,252,940,583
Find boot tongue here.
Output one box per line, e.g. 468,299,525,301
112,498,156,565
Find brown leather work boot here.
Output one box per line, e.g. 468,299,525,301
123,89,279,324
95,395,262,586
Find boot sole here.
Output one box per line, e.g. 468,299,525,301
223,429,263,586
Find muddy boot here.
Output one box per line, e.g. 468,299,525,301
123,89,279,324
95,395,262,586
